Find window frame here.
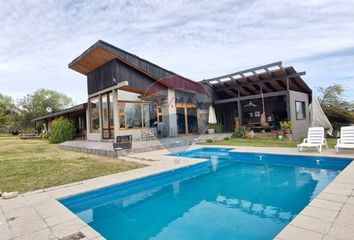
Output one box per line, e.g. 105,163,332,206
100,91,114,139
295,101,306,120
89,96,101,133
118,100,161,130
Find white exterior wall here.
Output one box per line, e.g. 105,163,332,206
112,89,119,140
167,89,177,137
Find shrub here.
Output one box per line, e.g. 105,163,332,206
223,137,230,141
209,123,222,133
232,127,251,138
280,121,293,134
49,117,75,143
206,139,213,143
9,126,20,135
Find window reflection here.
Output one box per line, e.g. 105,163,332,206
89,97,100,133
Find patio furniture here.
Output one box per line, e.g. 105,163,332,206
157,122,168,138
141,129,156,141
335,126,354,153
170,127,177,138
297,127,327,153
113,135,132,151
246,118,263,132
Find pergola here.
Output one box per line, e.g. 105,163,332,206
201,61,311,125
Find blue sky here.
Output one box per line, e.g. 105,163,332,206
1,0,354,104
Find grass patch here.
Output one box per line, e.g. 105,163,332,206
0,135,144,193
202,135,337,148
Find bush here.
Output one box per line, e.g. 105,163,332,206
232,127,251,138
9,126,20,135
206,139,213,143
280,121,293,133
49,117,75,143
209,123,222,133
223,137,230,141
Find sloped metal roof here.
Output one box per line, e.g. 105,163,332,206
31,103,87,122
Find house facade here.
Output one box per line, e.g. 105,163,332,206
33,40,312,140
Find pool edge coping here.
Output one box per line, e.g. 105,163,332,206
1,145,353,240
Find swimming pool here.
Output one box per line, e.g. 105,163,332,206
60,148,352,240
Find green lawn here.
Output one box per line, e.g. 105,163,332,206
0,135,144,193
202,136,337,148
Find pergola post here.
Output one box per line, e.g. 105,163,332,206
237,101,242,126
286,78,291,121
237,85,242,125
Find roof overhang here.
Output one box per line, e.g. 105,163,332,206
69,41,117,75
31,103,87,122
201,61,311,99
69,40,205,95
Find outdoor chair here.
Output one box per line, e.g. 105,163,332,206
297,127,328,153
156,122,168,138
335,126,354,153
113,135,132,151
141,129,156,141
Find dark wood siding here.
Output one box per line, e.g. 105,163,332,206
87,59,158,95
99,41,173,80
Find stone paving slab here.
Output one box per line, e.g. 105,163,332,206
0,144,353,240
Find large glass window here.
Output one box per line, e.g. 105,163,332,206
118,102,143,129
118,102,126,129
143,103,158,127
126,103,142,128
117,90,162,130
118,101,162,129
101,94,109,137
295,101,306,120
101,92,114,139
89,96,100,133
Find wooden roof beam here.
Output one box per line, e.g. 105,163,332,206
203,61,282,83
214,91,288,104
252,70,272,93
215,72,305,93
264,67,287,90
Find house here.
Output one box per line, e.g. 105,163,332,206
33,40,312,141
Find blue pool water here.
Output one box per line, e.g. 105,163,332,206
60,148,352,240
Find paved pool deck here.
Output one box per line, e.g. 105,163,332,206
0,145,353,240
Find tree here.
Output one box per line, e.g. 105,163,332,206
0,93,16,133
0,93,15,114
316,84,354,130
16,89,73,131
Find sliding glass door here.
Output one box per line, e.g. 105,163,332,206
176,104,198,135
101,92,114,139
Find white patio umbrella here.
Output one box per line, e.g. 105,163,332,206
208,105,217,124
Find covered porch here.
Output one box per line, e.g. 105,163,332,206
32,103,87,139
202,61,312,138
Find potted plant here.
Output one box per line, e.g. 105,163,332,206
208,123,222,134
207,125,215,134
280,121,293,135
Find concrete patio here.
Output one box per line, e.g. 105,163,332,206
59,133,232,157
0,145,353,240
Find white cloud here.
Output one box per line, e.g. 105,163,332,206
0,0,354,103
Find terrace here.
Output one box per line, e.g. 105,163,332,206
0,144,353,240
